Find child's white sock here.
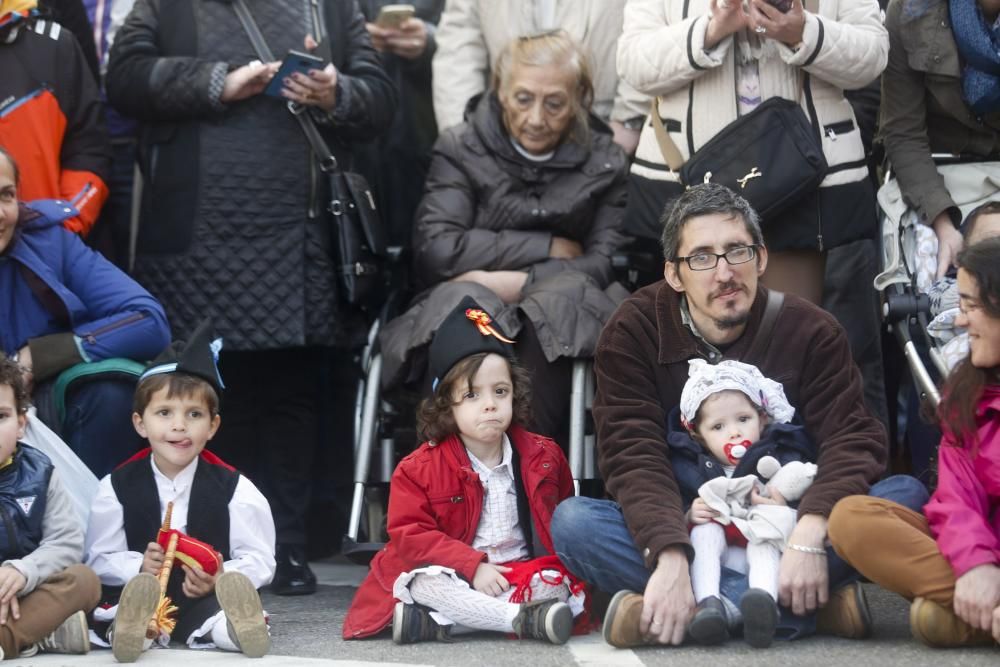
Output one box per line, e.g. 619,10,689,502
408,573,520,632
690,522,727,602
210,617,240,652
747,541,782,600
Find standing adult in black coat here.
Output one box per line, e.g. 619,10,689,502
106,0,395,595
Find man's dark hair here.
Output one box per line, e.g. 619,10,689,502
660,183,764,261
133,373,220,417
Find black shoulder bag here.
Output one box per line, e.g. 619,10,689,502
233,0,386,309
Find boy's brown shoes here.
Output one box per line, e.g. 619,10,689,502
910,597,996,648
816,582,872,639
602,590,646,648
216,571,270,658
112,573,160,663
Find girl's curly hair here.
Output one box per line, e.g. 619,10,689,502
416,353,533,444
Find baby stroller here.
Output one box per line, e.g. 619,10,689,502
875,157,1000,477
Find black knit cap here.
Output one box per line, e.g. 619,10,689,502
429,296,515,390
139,319,225,394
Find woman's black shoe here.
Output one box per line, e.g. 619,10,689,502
687,595,729,645
271,544,317,596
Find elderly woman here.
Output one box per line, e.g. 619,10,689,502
0,147,169,475
382,30,628,438
618,0,887,304
881,0,1000,279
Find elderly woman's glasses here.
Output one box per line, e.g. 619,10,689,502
676,245,759,271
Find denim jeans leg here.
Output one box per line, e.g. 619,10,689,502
551,497,652,594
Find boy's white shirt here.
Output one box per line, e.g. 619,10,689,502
3,470,84,595
85,456,276,589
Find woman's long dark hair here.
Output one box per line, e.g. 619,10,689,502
937,237,1000,447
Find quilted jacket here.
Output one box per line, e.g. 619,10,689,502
106,0,395,349
379,93,629,387
925,385,1000,578
341,425,573,639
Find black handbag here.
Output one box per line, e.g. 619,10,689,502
233,0,386,308
651,93,828,219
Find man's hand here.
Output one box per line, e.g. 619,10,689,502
450,270,528,304
687,498,719,524
779,513,829,615
15,345,32,394
0,566,26,625
384,18,429,59
141,541,165,576
609,120,641,156
749,0,806,46
181,563,220,599
549,237,584,259
641,548,695,645
472,563,512,597
705,0,750,49
220,61,280,103
932,211,963,279
954,564,1000,632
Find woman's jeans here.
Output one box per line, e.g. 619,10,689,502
551,475,929,641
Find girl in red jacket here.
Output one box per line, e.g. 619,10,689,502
342,296,583,644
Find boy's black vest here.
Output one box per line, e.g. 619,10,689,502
100,451,240,606
0,444,53,561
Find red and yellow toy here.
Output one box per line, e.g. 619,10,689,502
145,502,224,639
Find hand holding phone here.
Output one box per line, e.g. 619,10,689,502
265,50,325,98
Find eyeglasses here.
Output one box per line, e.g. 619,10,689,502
675,245,759,271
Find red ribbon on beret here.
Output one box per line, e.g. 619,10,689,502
465,308,515,344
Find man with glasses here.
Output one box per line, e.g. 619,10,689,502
550,183,928,647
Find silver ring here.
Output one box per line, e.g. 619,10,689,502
755,25,767,33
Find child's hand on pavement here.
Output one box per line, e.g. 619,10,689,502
687,498,719,524
141,541,165,576
181,563,219,599
473,563,512,597
0,566,26,625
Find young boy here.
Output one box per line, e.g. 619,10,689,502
0,355,100,659
84,323,276,662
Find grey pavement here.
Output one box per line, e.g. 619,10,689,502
22,558,1000,667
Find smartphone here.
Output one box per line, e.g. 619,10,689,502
376,3,415,28
764,0,792,12
264,50,325,98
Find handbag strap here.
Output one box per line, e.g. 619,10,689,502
650,0,822,172
744,288,784,365
231,0,340,173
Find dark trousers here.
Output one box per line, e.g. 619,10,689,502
210,347,354,546
515,318,573,446
35,377,145,477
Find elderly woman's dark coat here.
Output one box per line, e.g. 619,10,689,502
107,0,395,348
381,92,629,394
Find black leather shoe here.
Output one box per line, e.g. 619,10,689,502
688,595,729,645
271,544,317,596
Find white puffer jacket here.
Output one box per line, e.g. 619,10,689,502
619,0,886,188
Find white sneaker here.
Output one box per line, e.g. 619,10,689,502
24,609,91,656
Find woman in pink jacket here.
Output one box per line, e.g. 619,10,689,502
827,237,1000,649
